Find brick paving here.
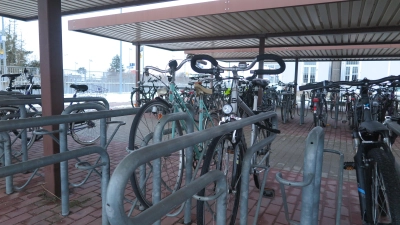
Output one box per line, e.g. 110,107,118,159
1,102,400,225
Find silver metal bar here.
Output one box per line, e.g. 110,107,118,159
300,93,305,125
152,112,194,224
107,169,226,225
324,149,344,225
0,132,13,194
106,112,276,224
0,108,139,132
275,126,325,225
239,113,278,225
0,146,110,225
60,102,107,216
0,97,110,110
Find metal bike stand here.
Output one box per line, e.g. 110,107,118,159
276,127,344,225
300,93,306,125
0,107,138,221
239,113,278,225
151,112,194,225
330,95,340,129
0,146,110,225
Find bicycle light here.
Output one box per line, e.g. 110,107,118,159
222,104,233,114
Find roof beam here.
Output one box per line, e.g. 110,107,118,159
128,26,400,45
215,55,400,61
185,43,400,54
151,41,400,51
68,0,349,31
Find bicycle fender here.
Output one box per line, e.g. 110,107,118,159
155,97,173,108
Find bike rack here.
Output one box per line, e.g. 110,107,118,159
276,127,344,225
299,93,306,125
0,107,139,221
0,146,110,225
108,111,278,224
240,112,278,225
0,96,111,163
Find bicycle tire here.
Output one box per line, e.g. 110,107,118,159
252,121,270,189
1,106,37,149
196,133,242,225
365,148,400,224
129,99,184,208
70,104,106,145
130,89,137,107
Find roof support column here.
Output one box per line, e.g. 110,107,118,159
38,0,64,197
294,58,299,103
135,44,140,105
258,38,265,105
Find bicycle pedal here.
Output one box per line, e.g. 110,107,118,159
343,161,355,170
262,188,275,198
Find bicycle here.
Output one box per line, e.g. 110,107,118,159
130,75,159,108
309,81,329,127
279,81,295,124
128,57,220,209
190,54,285,225
0,70,42,149
300,75,400,224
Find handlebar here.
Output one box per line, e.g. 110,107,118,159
144,58,191,76
190,54,286,80
299,75,400,91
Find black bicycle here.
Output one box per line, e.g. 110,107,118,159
130,76,159,107
300,76,400,225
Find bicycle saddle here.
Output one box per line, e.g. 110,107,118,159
251,78,269,88
194,83,213,95
70,84,88,92
359,121,388,134
1,74,20,78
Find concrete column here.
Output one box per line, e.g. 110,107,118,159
330,61,341,81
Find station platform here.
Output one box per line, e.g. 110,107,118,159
2,103,397,225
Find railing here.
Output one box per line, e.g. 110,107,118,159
0,105,140,225
107,111,278,224
276,126,344,225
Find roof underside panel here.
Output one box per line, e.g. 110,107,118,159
0,0,176,21
73,0,400,43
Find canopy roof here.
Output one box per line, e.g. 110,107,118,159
67,0,400,61
0,0,174,21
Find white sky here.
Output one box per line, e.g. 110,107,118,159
1,0,216,72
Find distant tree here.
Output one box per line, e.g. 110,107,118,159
4,19,32,66
77,67,87,75
108,55,124,73
27,60,40,67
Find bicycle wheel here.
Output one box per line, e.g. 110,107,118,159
252,122,270,189
197,133,242,225
1,106,37,150
130,89,137,107
70,108,102,145
129,99,184,208
366,148,400,224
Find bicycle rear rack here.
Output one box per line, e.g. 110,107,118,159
276,127,344,225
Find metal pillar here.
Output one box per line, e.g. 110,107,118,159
135,44,140,105
300,93,305,125
38,0,64,196
294,58,299,103
258,37,265,105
